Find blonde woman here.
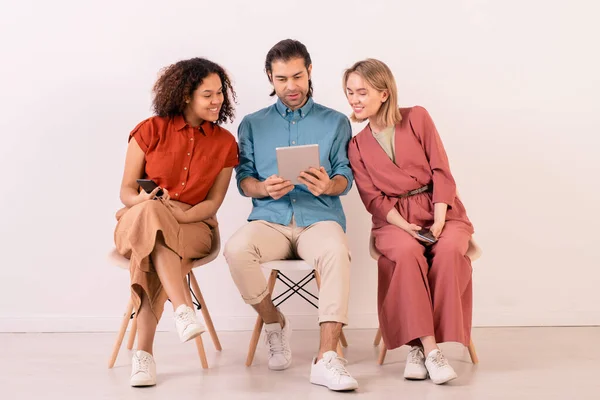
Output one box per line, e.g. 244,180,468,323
344,59,474,384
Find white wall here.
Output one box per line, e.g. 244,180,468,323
1,0,598,332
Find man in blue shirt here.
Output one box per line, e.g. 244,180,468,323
224,39,358,391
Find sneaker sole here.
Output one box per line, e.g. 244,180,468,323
310,376,358,391
404,374,428,380
268,358,293,371
404,364,428,380
180,326,205,343
431,373,458,385
131,378,156,387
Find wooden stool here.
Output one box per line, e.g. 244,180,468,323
107,226,223,369
245,260,348,367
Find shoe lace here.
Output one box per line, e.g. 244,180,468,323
325,356,351,378
175,307,193,325
432,351,448,368
266,330,285,355
409,347,424,363
134,354,151,373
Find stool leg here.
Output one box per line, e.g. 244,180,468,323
183,277,208,369
194,334,209,369
246,314,264,367
126,312,137,350
336,341,344,357
373,328,382,346
378,342,387,365
189,271,222,351
108,298,133,368
246,270,278,367
340,330,348,348
468,338,479,364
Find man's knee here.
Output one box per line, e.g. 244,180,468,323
322,236,350,257
224,233,256,267
315,240,351,273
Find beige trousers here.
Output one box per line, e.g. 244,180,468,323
114,200,212,321
224,219,351,325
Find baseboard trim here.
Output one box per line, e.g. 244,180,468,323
0,311,598,333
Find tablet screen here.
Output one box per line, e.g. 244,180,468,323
275,144,320,185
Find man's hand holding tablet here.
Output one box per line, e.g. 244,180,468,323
298,167,332,196
263,175,294,200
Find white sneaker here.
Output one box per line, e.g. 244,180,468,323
404,346,428,380
264,310,292,370
174,304,205,343
310,351,358,391
130,350,156,387
425,349,458,384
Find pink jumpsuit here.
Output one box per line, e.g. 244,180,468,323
348,106,474,349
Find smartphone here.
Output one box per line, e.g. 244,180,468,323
136,179,164,197
416,228,437,244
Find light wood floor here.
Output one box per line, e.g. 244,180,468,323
1,327,598,399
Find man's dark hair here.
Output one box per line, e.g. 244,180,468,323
265,39,313,97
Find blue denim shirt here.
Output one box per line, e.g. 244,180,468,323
235,97,353,231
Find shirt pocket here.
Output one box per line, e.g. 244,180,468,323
189,155,215,182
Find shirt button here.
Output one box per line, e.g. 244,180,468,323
292,121,296,124
175,193,179,197
292,199,296,203
184,167,188,171
190,138,194,141
187,153,191,156
292,141,296,145
181,182,185,186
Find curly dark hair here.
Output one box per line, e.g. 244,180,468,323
152,58,236,124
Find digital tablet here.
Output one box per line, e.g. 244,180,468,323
275,144,320,185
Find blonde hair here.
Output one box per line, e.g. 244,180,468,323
343,58,402,127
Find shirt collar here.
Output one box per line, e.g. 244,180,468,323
173,115,214,136
275,97,314,119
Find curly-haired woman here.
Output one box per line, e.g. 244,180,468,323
114,58,239,387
